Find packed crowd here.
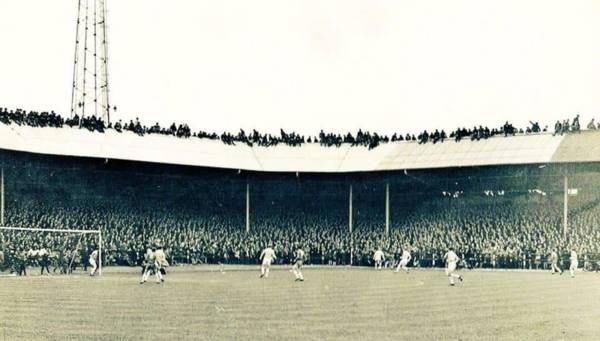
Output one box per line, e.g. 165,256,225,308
3,190,600,274
417,121,543,144
0,107,592,149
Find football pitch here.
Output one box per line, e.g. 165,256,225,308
1,266,599,341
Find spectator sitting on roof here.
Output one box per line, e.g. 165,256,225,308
553,120,562,136
587,119,596,130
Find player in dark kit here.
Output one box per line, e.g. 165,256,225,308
39,246,51,275
17,250,27,276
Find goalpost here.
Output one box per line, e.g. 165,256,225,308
0,226,103,275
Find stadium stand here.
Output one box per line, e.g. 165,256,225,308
2,108,600,274
2,147,600,273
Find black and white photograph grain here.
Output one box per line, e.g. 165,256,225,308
1,1,600,340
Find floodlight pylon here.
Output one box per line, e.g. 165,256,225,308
70,0,111,124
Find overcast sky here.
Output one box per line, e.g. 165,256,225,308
0,0,599,136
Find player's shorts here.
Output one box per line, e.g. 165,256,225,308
399,260,409,267
446,262,457,274
294,260,303,269
89,259,97,267
570,261,578,270
262,258,273,266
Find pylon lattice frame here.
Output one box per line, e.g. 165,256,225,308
71,0,111,123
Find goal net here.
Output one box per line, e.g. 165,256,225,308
0,226,102,276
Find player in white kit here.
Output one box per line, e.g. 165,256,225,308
444,247,463,286
569,249,578,278
140,248,163,284
260,246,276,278
373,248,385,270
154,246,169,279
292,246,305,282
549,249,562,275
395,247,412,273
89,249,99,276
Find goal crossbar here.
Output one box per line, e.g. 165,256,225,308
0,226,100,234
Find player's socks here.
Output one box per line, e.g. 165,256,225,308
260,266,266,277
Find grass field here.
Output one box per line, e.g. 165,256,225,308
1,265,599,341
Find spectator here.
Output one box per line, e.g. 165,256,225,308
587,119,596,130
0,106,595,150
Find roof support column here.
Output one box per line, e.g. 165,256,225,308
385,183,389,237
349,184,353,234
563,175,568,238
1,167,4,227
246,181,250,233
